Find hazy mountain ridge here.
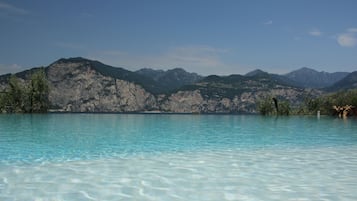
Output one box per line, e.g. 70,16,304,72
284,67,349,88
0,57,353,113
327,71,357,91
136,67,203,93
245,69,301,88
245,69,268,77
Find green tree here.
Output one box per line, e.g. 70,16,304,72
306,98,321,114
299,89,357,116
1,69,49,113
278,101,290,115
7,75,25,112
257,96,274,115
258,96,291,116
29,69,49,113
0,91,6,112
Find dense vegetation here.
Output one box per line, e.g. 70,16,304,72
0,69,49,113
257,96,291,116
136,68,203,94
179,73,297,99
257,89,357,116
298,89,357,115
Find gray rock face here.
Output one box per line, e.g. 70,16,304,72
160,90,204,113
159,88,316,113
0,58,322,114
161,91,239,113
47,61,157,112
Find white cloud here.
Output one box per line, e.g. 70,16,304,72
337,33,357,47
88,45,239,75
0,2,28,15
337,28,357,47
0,64,25,75
293,36,301,41
264,20,273,25
308,28,322,36
80,12,94,18
344,28,356,33
164,46,227,68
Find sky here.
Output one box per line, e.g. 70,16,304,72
0,0,356,76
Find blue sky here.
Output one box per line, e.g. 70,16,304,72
0,0,356,75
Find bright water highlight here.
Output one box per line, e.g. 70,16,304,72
0,114,357,200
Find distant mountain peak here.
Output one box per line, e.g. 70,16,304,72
299,67,316,71
169,67,186,72
54,57,90,64
328,71,357,91
245,69,267,77
136,67,202,92
285,67,348,88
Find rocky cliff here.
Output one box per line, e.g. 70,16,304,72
160,87,317,113
47,59,157,112
1,57,322,113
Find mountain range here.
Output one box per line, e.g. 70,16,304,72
284,67,349,88
0,57,355,113
135,68,202,93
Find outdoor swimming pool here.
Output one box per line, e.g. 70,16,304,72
0,114,356,200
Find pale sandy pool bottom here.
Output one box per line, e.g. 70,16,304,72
1,146,356,201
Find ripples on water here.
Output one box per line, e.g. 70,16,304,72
0,114,356,200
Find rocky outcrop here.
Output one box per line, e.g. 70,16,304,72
160,90,204,113
160,90,253,113
157,87,314,113
0,57,322,113
47,60,157,112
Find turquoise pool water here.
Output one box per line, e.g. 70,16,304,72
0,114,356,200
